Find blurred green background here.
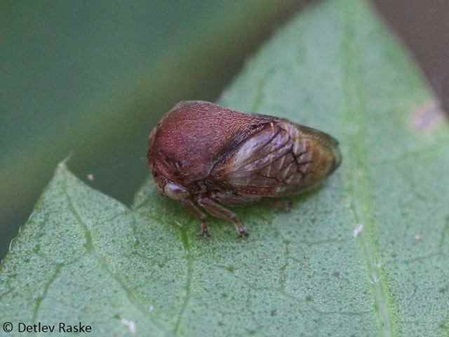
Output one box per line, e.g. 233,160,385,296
0,0,310,258
1,0,448,259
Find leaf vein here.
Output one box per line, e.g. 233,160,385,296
62,176,164,332
32,263,63,323
341,2,398,335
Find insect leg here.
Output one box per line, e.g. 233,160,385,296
197,197,249,237
181,199,211,237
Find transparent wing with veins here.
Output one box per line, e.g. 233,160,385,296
214,121,316,197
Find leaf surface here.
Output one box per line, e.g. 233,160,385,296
2,0,449,336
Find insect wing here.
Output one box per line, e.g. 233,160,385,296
214,122,312,196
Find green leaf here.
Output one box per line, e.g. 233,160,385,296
2,0,449,336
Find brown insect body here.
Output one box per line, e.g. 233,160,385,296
148,101,341,237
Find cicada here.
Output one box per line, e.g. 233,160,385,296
148,101,341,237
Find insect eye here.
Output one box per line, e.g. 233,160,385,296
163,182,189,200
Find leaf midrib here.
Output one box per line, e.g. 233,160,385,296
340,2,397,336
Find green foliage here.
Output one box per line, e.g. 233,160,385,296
1,0,449,336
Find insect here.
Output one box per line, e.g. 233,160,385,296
148,101,342,237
